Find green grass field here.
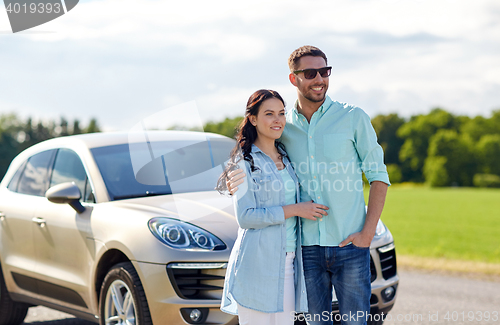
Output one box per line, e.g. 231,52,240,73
366,185,500,264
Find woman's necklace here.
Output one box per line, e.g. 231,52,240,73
271,151,284,171
254,140,284,170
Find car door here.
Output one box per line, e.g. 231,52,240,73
32,148,96,311
0,150,56,296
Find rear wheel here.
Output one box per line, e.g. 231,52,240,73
0,266,29,325
99,262,152,325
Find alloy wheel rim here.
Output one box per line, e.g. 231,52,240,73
104,279,137,325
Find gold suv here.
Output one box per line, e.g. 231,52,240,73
0,131,398,325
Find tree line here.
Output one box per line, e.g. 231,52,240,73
1,109,498,188
201,109,500,187
0,114,100,180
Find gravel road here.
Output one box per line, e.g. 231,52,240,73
384,270,500,325
21,269,500,325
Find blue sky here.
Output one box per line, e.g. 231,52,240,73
1,0,499,131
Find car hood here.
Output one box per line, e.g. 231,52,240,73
109,191,238,243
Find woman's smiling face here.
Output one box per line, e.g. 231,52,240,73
250,97,286,141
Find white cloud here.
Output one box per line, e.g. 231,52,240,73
0,0,499,131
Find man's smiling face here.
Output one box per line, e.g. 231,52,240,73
292,56,330,104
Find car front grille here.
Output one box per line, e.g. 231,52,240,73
167,262,227,300
369,256,377,282
377,243,397,280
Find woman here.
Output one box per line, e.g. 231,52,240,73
217,89,329,325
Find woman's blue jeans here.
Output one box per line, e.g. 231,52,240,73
302,245,371,325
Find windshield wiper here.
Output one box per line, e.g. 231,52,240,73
113,191,172,200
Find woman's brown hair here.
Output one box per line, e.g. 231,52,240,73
216,89,285,194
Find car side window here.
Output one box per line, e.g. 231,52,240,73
17,150,56,196
84,177,96,203
49,149,90,202
7,160,27,192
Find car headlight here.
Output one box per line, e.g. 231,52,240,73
375,219,387,236
148,217,226,251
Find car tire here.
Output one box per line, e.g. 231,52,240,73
99,262,152,325
0,266,29,325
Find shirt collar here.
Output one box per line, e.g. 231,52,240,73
292,95,333,117
251,143,288,157
251,144,262,154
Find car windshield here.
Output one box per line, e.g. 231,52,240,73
91,137,235,201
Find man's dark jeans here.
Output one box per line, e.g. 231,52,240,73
302,245,371,325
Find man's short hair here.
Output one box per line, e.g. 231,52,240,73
288,45,328,72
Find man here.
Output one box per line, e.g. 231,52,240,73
228,45,390,325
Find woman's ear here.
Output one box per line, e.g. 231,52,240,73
249,115,257,126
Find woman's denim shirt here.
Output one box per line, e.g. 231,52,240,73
220,144,308,314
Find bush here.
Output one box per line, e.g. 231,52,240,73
423,156,449,187
386,164,402,183
473,174,500,188
477,135,500,175
426,130,475,186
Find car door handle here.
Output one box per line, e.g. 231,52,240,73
0,212,5,221
32,217,46,228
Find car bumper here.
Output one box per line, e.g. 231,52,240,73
132,261,238,325
132,242,398,325
368,243,399,313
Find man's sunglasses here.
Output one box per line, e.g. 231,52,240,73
293,67,332,79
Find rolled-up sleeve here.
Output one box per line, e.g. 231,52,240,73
353,108,391,186
234,161,285,230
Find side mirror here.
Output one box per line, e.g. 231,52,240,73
46,182,86,213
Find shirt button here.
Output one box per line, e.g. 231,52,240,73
311,156,314,159
313,176,317,179
317,196,320,199
309,136,312,139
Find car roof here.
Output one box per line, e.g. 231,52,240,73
7,130,231,174
22,130,229,151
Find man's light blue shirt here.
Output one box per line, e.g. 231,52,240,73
280,96,391,246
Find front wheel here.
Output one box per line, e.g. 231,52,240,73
99,262,152,325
